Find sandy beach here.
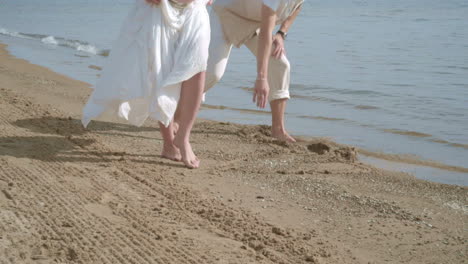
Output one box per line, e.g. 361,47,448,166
0,43,466,263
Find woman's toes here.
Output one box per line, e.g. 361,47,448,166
192,158,200,168
184,159,197,169
161,145,181,161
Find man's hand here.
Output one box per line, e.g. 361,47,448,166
146,0,161,5
253,79,269,109
272,34,285,59
207,0,213,5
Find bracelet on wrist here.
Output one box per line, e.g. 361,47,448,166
276,30,287,40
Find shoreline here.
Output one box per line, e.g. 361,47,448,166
1,41,467,186
0,42,466,263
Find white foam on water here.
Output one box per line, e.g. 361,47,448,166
76,44,98,55
0,27,22,38
41,36,58,45
59,38,100,55
1,26,103,56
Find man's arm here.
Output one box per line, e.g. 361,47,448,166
272,4,302,59
253,4,277,109
280,4,302,34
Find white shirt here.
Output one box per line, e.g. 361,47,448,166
212,0,303,46
213,0,303,24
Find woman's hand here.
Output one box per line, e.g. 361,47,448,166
207,0,213,5
146,0,161,5
253,79,269,108
272,34,285,59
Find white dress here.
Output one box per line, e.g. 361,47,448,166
82,0,210,128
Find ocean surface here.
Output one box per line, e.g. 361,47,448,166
1,0,467,185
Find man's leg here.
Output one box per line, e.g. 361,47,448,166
270,98,295,142
174,10,233,131
244,35,295,142
205,10,233,92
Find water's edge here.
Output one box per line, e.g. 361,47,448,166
0,40,466,186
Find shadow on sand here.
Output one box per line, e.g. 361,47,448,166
2,117,186,168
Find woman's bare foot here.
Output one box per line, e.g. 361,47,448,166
172,121,179,136
174,138,200,169
272,129,296,143
161,144,181,161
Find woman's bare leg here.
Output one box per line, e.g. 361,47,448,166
173,106,181,136
159,122,181,161
173,72,205,169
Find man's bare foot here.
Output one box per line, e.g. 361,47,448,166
272,129,296,143
173,138,200,169
161,144,181,161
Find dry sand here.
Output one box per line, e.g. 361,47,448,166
0,43,466,264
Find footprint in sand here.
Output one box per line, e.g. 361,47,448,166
0,180,13,206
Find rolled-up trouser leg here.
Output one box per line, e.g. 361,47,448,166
204,10,234,92
244,35,291,102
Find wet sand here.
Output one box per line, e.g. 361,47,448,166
0,43,466,264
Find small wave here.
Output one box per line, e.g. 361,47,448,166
240,86,346,104
88,65,102,71
446,66,468,70
359,14,391,19
0,26,108,57
0,27,32,39
359,149,468,174
450,83,468,87
388,62,406,66
392,68,409,72
354,105,379,110
297,115,347,122
336,49,356,54
78,44,98,54
431,139,468,150
201,104,270,115
389,9,405,14
57,38,102,56
387,47,409,51
202,104,352,123
432,71,454,75
302,85,395,98
451,143,468,149
291,93,344,103
382,83,414,87
99,49,110,57
431,139,450,144
288,84,384,98
383,129,432,138
289,83,310,90
413,18,430,22
382,130,468,150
